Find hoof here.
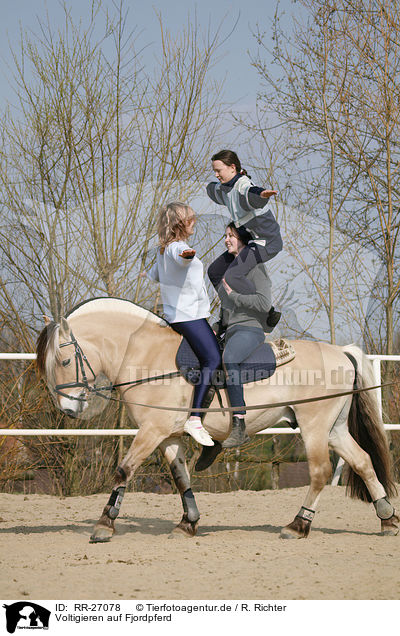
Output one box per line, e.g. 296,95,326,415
173,514,198,537
280,516,311,539
280,526,302,540
381,528,399,536
381,513,400,536
89,525,114,543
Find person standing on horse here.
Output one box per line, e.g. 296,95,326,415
207,149,282,330
217,222,274,448
145,202,221,447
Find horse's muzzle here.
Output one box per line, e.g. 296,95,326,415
59,390,87,418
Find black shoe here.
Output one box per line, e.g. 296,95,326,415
195,441,223,471
222,416,250,449
216,331,226,352
266,306,281,328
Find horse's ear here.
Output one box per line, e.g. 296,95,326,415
59,317,70,339
43,315,52,326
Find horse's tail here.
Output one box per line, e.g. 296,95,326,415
342,344,397,502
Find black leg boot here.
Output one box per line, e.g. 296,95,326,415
222,415,250,449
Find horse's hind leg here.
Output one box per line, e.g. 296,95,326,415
90,420,174,543
158,438,200,537
281,417,332,539
328,408,399,536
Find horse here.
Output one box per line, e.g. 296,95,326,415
36,297,399,542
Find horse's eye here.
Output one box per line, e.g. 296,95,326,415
62,358,71,367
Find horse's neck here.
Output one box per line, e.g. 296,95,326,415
118,319,180,382
69,308,180,382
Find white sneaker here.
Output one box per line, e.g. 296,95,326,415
184,419,214,446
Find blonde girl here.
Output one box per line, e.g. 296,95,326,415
146,202,221,446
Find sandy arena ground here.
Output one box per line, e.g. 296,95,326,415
0,485,399,600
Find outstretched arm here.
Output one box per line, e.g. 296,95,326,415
179,249,196,259
260,189,278,198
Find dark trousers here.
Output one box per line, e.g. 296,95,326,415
208,243,270,295
223,326,265,414
171,318,221,418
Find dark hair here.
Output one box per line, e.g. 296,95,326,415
211,149,249,177
226,222,252,245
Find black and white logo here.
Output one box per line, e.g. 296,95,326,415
3,602,50,633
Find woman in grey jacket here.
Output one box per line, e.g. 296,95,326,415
218,223,273,448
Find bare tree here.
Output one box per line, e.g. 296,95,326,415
246,0,368,344
0,0,230,493
0,0,225,341
247,0,400,354
330,0,400,355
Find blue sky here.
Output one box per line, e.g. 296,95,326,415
0,0,294,114
0,2,387,345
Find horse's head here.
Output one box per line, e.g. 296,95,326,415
36,316,104,418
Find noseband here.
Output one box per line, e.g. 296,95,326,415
55,331,100,401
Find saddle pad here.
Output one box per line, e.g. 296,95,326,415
269,338,296,366
176,337,277,387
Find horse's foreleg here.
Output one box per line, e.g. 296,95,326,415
281,430,332,540
90,421,173,543
159,438,200,537
89,466,127,543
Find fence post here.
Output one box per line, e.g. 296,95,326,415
371,357,382,418
271,436,280,489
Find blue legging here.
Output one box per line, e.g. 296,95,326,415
171,318,221,418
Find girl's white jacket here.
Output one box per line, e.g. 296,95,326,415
147,241,210,323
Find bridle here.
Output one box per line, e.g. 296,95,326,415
54,330,181,403
55,332,99,400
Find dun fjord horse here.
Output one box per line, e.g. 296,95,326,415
36,297,398,542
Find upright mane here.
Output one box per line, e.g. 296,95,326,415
65,297,165,325
36,297,167,382
36,321,60,384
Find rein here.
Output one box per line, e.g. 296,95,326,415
115,381,396,412
54,329,396,413
55,372,182,402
